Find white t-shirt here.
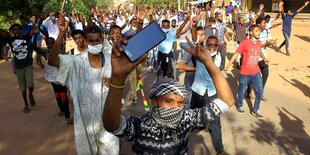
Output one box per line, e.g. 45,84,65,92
42,17,60,40
45,40,119,155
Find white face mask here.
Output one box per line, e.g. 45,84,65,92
211,24,216,28
252,37,259,44
162,28,170,34
88,44,103,55
131,26,137,31
209,50,218,57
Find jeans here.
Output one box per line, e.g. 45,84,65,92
248,60,269,91
190,91,224,153
149,48,158,69
278,31,291,54
236,73,263,112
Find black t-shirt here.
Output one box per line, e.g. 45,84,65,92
8,35,33,69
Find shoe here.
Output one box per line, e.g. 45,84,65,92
23,106,30,113
132,98,137,104
236,106,245,113
66,118,73,124
29,95,36,107
262,96,268,101
131,95,138,104
251,111,264,119
148,66,153,71
57,111,65,116
286,52,290,56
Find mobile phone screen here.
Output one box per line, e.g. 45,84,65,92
123,21,166,62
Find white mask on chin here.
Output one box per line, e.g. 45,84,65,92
209,50,218,57
88,44,103,55
131,26,137,31
252,37,259,44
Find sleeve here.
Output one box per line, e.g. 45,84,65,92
181,51,192,64
186,98,229,128
44,54,74,86
42,17,51,28
236,41,245,54
291,12,298,18
111,115,139,142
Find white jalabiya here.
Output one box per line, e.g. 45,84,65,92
45,40,119,155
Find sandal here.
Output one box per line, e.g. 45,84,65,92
29,95,36,107
23,106,30,113
66,118,73,124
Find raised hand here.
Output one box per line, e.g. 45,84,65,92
279,1,284,6
180,36,212,64
259,4,264,10
57,13,68,32
191,17,198,27
110,39,148,82
305,1,309,6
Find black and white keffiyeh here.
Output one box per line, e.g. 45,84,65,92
149,78,190,104
151,107,183,129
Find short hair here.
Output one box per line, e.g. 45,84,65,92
109,25,121,33
162,19,170,25
10,24,22,30
249,24,259,32
196,26,204,31
207,35,218,43
265,15,271,19
171,19,177,23
84,25,102,38
256,17,266,25
46,37,55,43
71,29,84,38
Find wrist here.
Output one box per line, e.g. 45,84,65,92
110,76,126,86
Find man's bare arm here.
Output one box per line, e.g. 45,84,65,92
48,14,68,67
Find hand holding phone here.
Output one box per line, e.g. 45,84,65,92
123,21,166,62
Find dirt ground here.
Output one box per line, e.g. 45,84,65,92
0,19,309,155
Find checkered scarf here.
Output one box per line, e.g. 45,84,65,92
149,78,190,104
151,107,183,130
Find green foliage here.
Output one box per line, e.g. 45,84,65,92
42,0,62,13
95,0,115,9
0,16,12,30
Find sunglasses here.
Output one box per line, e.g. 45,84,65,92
207,43,218,47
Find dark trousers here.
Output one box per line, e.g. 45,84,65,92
51,82,70,118
190,91,224,153
157,51,175,79
218,43,227,70
247,60,269,94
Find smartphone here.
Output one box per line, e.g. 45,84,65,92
123,21,166,62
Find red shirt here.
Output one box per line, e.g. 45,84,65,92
237,39,262,75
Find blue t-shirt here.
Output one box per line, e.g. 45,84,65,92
158,31,176,54
226,6,234,13
181,51,195,92
27,23,45,42
282,12,297,34
191,60,216,97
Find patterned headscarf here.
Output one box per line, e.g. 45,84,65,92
149,78,190,104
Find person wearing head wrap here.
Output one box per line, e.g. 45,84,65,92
103,36,234,154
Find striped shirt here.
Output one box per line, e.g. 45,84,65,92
259,29,268,61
